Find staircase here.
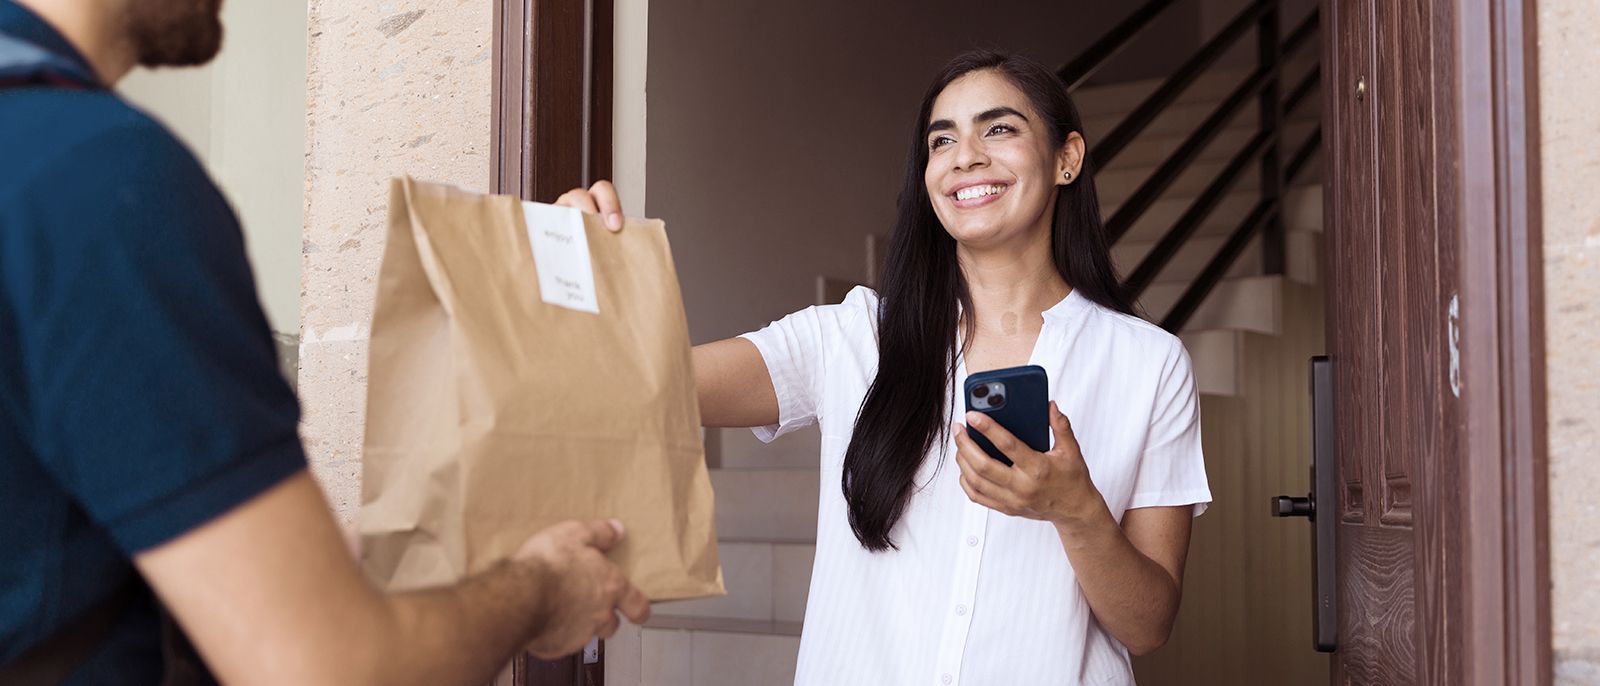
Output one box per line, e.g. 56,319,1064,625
604,28,1328,679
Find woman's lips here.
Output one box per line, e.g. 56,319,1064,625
950,183,1010,209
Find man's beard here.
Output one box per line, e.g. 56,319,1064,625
127,0,225,68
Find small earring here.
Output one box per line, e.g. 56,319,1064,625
1062,170,1072,180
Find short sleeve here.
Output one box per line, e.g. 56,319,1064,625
5,118,306,553
738,286,875,442
1127,339,1212,516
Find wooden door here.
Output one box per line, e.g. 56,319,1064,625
1321,0,1549,683
1323,0,1454,682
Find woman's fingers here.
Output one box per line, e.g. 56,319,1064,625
1048,402,1078,453
588,180,625,231
556,188,601,214
959,472,1011,515
964,411,1037,468
953,423,1012,487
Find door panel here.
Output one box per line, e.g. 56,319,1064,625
1323,0,1457,683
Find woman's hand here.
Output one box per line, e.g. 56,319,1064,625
554,180,626,231
954,401,1107,528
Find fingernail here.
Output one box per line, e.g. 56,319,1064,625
966,412,985,427
606,213,623,230
609,519,626,536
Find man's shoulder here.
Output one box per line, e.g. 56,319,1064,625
1,88,201,193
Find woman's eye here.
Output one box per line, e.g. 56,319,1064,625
930,136,954,150
988,123,1017,136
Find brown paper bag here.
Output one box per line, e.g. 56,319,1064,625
358,177,723,601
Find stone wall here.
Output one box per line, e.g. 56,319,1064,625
1539,0,1600,682
300,0,492,519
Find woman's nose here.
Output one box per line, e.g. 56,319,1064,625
952,137,989,171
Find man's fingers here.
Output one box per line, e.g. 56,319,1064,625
589,180,625,230
597,612,622,639
617,583,652,624
571,518,625,551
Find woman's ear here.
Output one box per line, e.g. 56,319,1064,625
1056,131,1086,186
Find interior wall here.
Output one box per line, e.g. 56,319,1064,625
1538,0,1600,682
118,0,308,339
1132,283,1328,684
645,1,1204,343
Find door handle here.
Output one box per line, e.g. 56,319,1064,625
1270,355,1338,652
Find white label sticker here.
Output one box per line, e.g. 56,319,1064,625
521,201,600,314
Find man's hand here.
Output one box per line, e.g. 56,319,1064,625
515,519,652,659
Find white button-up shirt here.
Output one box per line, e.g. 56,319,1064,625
740,287,1210,685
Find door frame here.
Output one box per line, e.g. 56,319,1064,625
1452,0,1550,682
491,0,613,202
489,4,617,684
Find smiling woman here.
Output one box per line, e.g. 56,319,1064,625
559,49,1210,686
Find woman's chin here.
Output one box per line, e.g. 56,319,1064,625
944,222,1027,248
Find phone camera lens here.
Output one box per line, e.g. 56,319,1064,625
973,385,989,398
988,394,1005,407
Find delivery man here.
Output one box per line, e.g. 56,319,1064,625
0,0,648,683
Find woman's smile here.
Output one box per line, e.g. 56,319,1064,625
949,181,1012,208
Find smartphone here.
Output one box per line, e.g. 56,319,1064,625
963,365,1050,467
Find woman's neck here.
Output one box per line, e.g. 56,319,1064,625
957,227,1070,344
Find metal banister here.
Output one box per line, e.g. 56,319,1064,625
1057,0,1183,91
1054,0,1322,333
1088,1,1271,170
1105,65,1273,244
1123,129,1273,298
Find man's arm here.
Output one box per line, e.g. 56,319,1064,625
136,472,650,686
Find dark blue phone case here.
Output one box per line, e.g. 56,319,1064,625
963,365,1050,466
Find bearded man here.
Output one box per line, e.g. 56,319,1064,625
0,2,649,684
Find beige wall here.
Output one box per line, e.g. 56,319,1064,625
1540,0,1600,682
118,0,307,337
644,0,1202,343
298,1,493,518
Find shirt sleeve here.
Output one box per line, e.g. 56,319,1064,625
8,117,306,554
1127,338,1212,516
737,286,874,442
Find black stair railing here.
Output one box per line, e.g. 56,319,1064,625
1058,0,1323,333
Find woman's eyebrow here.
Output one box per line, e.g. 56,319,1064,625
926,106,1029,135
975,106,1028,123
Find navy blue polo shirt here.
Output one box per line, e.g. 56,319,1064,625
0,1,307,681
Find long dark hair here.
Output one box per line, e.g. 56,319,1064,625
842,50,1135,551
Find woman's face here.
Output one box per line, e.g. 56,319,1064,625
923,70,1077,248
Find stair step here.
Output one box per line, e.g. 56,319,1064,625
1181,329,1243,397
1139,274,1283,334
656,540,816,623
1083,94,1322,146
711,468,819,541
1097,148,1324,212
1071,53,1322,118
1100,118,1321,171
1113,221,1321,287
1107,184,1322,246
638,621,801,686
716,426,819,470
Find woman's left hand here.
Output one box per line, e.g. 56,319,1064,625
954,401,1104,527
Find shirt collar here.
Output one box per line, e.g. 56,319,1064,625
0,0,102,88
1040,288,1088,323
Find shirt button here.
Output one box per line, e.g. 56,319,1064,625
966,536,979,547
956,604,967,616
942,674,953,685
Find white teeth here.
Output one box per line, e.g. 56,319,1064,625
955,184,1007,201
